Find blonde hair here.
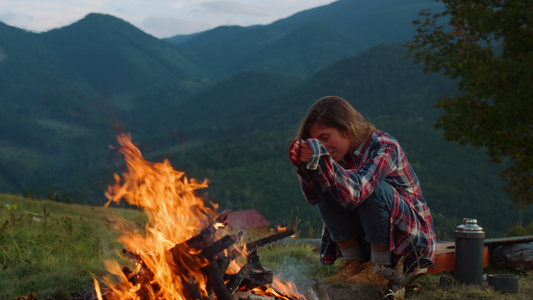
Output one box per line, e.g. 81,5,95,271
296,96,375,150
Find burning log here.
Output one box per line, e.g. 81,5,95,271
234,291,275,300
182,276,203,300
107,228,296,300
241,250,274,290
200,235,239,259
205,258,233,300
168,211,231,260
226,264,248,294
217,254,231,276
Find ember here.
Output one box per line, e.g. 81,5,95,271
94,134,305,300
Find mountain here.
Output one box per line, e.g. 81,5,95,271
0,21,109,193
166,0,445,76
41,13,206,99
0,0,529,239
0,13,211,196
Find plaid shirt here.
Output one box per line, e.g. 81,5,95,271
294,129,437,265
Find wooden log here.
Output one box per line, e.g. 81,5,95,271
485,235,533,253
200,235,239,259
247,249,263,270
226,264,248,295
240,250,273,289
205,258,233,300
217,254,231,276
177,210,230,252
181,276,204,300
117,212,232,299
228,230,295,261
233,291,275,300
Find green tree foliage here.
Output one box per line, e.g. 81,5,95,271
406,0,533,206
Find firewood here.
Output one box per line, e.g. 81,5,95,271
104,213,303,299
181,275,203,300
228,229,295,261
233,291,275,300
226,264,248,294
217,254,231,276
205,258,233,300
200,234,239,259
240,250,274,289
180,210,230,252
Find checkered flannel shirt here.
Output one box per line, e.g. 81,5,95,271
293,129,437,265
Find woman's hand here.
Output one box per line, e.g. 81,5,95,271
289,139,312,163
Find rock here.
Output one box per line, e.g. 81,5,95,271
491,242,533,274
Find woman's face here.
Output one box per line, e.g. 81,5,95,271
309,123,352,162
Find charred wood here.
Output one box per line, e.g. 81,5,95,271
226,264,248,295
105,215,301,299
241,250,273,290
181,276,204,300
200,235,239,259
217,254,231,276
205,258,233,300
182,210,230,251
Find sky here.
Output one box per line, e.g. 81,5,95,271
0,0,336,38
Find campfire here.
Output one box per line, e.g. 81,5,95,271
94,134,306,300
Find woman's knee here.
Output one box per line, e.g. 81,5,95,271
359,182,394,214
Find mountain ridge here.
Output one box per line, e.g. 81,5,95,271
0,0,528,238
41,13,205,95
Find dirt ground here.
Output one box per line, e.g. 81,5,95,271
300,279,390,300
305,273,533,300
323,284,375,300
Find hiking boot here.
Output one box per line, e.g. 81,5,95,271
322,260,364,284
346,261,389,286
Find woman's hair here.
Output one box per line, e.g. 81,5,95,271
296,96,375,149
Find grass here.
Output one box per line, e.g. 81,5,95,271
259,245,533,300
0,194,145,299
1,193,532,299
258,242,533,300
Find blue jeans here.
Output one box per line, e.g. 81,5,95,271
317,183,433,270
317,182,394,249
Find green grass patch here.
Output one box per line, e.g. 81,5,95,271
0,194,145,299
2,194,533,299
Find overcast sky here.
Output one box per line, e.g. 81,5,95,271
0,0,336,38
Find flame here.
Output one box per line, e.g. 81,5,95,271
277,225,287,232
250,278,306,300
95,133,218,299
95,134,306,300
276,226,297,239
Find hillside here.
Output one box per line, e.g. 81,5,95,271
0,21,112,194
41,13,205,96
167,0,445,75
137,44,530,238
0,0,529,240
0,13,212,197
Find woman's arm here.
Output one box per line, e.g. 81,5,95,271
302,137,399,209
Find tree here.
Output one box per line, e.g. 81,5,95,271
406,0,532,207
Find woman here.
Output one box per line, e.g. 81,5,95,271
289,96,436,285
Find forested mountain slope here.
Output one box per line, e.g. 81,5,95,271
167,0,445,76
0,0,528,239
